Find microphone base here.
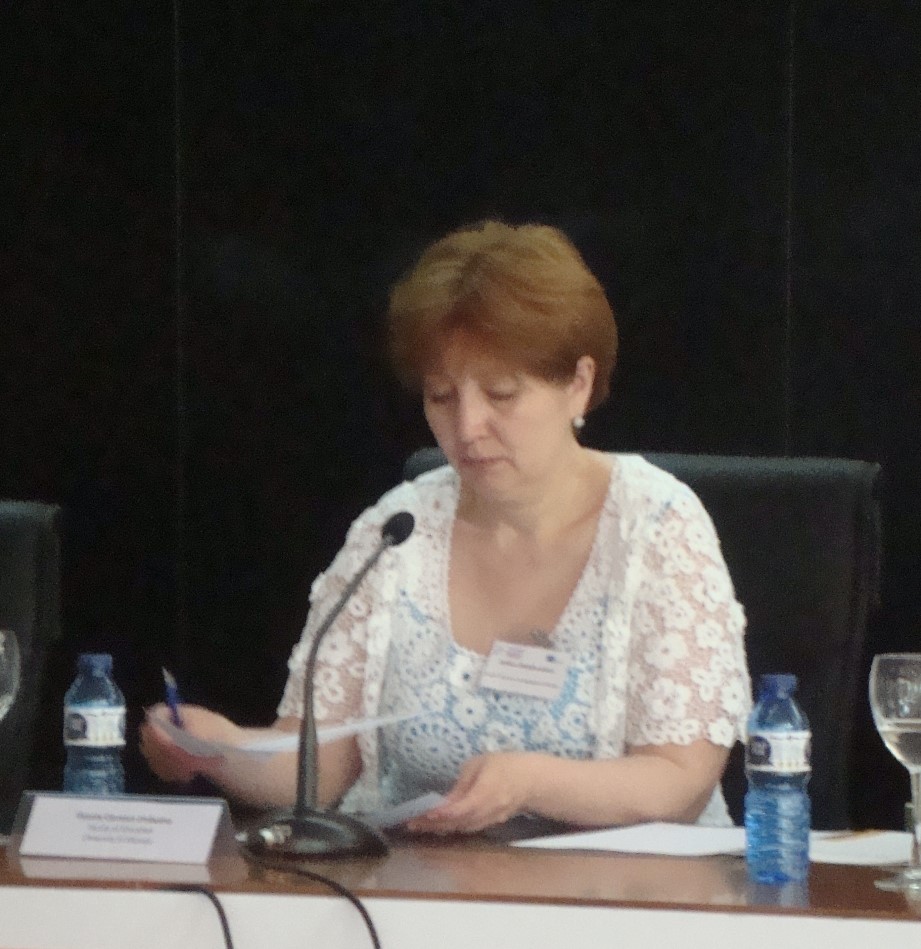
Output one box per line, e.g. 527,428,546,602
239,808,388,860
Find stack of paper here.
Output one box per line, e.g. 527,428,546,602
513,822,913,866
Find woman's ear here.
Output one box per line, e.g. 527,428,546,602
569,356,596,414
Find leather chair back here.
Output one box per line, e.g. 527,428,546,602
404,448,882,829
0,501,61,831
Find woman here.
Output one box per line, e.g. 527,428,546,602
142,220,750,833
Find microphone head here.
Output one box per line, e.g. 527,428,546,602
382,511,415,546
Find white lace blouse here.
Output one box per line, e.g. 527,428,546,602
278,454,751,825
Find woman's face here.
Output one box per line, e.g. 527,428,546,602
422,330,594,501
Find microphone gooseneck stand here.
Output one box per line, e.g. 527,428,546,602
240,512,415,859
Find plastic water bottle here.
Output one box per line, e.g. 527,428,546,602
744,673,811,883
62,653,126,795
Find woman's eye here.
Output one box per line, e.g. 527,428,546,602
425,391,453,405
487,389,517,402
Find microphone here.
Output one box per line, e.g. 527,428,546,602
240,510,415,859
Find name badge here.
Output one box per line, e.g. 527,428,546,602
479,641,570,700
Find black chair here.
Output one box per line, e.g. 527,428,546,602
0,500,61,832
403,448,882,830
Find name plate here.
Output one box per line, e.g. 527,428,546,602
14,792,229,864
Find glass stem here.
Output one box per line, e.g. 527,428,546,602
911,770,921,870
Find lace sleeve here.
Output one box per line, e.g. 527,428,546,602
625,487,750,748
276,514,383,725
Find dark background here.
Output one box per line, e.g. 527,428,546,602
2,1,918,828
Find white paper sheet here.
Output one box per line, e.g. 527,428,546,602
147,711,420,759
514,822,747,856
513,821,914,866
809,830,913,866
362,792,447,829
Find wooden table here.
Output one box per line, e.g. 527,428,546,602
1,834,920,948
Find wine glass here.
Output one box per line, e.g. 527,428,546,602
0,628,21,722
869,652,921,891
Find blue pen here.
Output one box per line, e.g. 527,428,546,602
162,667,185,728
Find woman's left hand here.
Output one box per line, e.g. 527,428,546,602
403,739,729,833
404,752,537,834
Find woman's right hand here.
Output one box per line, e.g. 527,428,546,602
139,704,235,784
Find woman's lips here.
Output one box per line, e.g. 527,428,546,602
460,456,502,467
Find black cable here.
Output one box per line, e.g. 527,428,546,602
166,885,235,949
240,849,382,949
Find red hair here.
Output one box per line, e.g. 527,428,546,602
388,220,617,411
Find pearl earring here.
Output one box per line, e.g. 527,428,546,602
572,415,585,431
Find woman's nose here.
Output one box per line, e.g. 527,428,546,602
455,392,490,441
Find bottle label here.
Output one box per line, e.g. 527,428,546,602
746,730,811,772
63,706,126,747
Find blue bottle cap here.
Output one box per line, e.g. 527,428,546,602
758,673,797,696
77,652,113,675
